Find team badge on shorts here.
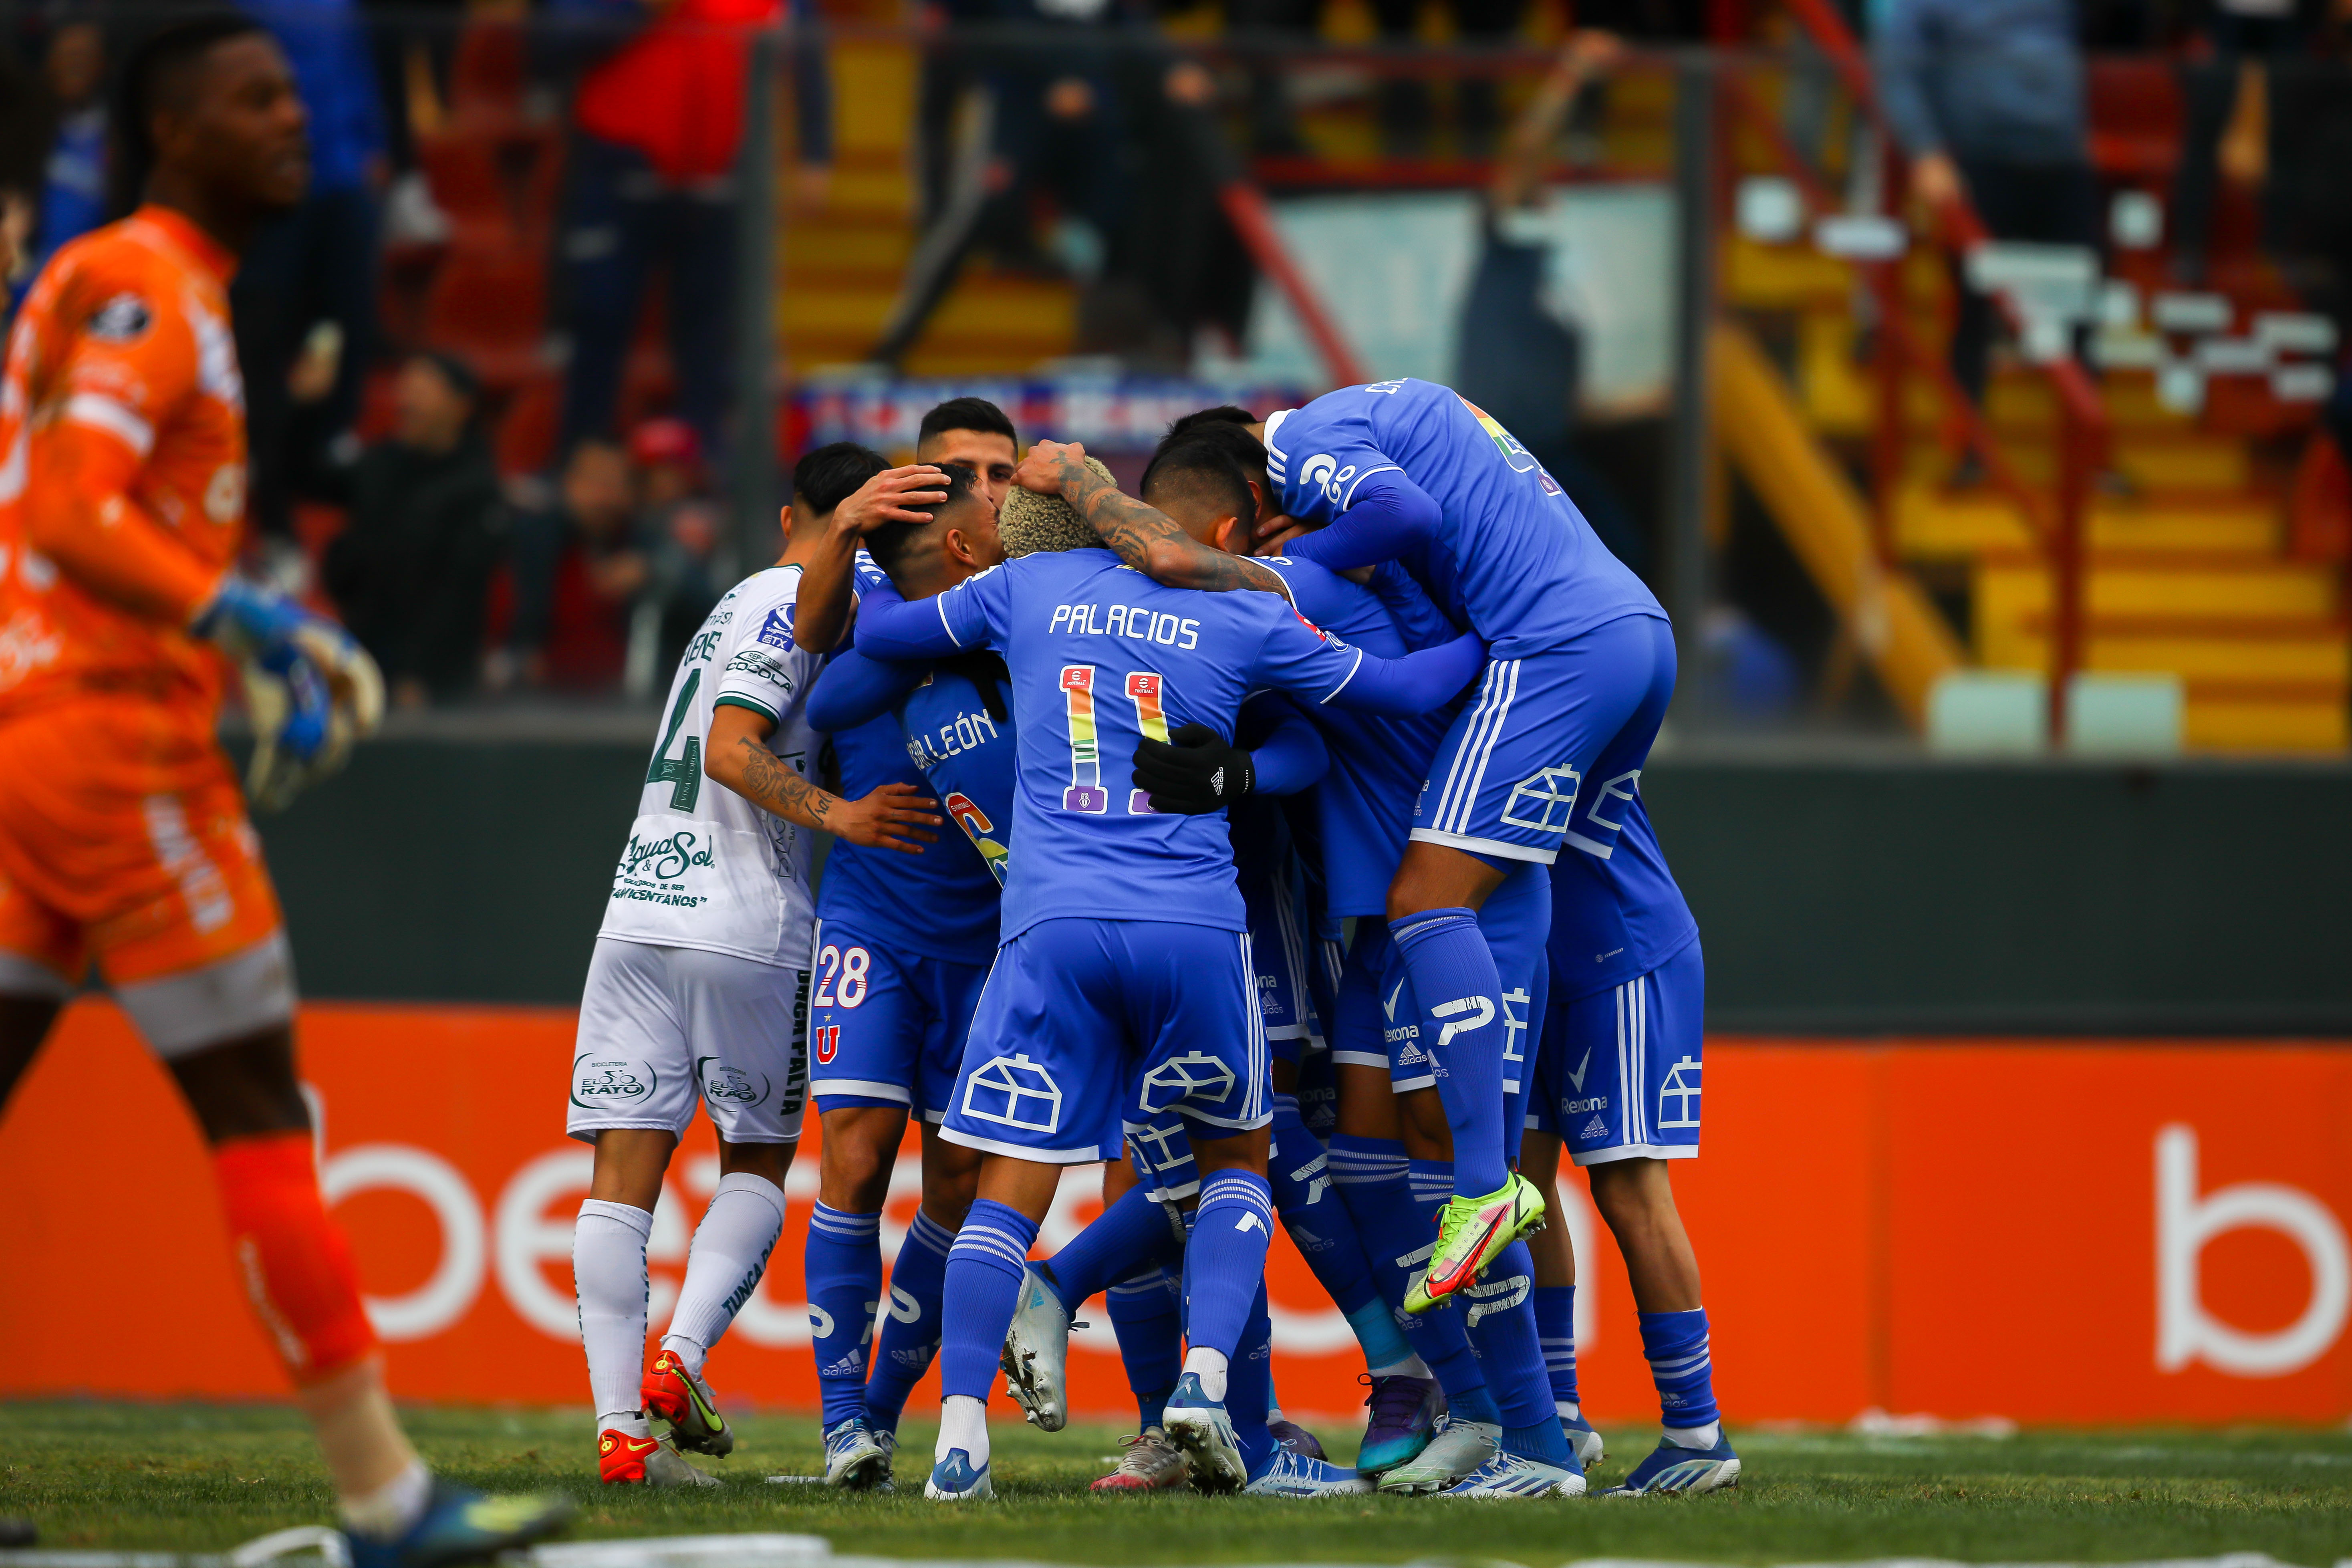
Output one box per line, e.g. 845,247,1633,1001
1139,1051,1237,1115
696,1056,769,1110
572,1056,656,1108
963,1052,1064,1134
1501,765,1582,834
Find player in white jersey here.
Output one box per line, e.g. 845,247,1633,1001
568,468,945,1486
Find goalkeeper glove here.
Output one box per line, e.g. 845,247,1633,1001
194,576,385,810
1132,723,1255,814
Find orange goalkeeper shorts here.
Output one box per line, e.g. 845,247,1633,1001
0,701,284,991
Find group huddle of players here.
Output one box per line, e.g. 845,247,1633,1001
0,11,1728,1544
570,389,1737,1503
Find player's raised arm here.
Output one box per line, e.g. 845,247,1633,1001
705,703,941,853
1256,601,1486,719
1282,467,1445,574
1018,439,1292,599
790,463,950,653
808,646,928,734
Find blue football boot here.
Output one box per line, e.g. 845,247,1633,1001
343,1483,569,1568
1602,1431,1741,1495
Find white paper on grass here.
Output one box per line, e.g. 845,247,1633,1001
1221,185,1676,408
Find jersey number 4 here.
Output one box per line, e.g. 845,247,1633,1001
647,669,703,810
1060,666,1168,815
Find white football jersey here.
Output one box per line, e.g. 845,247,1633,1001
599,564,824,968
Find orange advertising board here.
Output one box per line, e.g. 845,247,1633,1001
0,1003,2345,1424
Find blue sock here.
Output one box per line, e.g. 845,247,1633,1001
805,1204,881,1429
1227,1282,1278,1475
1389,908,1509,1194
938,1199,1038,1402
1463,1240,1558,1437
1533,1285,1579,1408
1272,1096,1407,1370
1043,1183,1178,1312
1501,1415,1573,1465
1331,1137,1491,1417
1106,1266,1182,1431
864,1209,953,1433
1183,1167,1274,1362
1639,1306,1721,1432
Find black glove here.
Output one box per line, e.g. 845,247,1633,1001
1132,722,1255,814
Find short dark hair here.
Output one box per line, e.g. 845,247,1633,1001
1165,405,1257,443
917,397,1017,453
113,12,268,214
792,441,890,517
1140,437,1256,535
868,463,982,578
1146,417,1268,498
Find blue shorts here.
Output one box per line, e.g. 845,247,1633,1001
1126,1105,1200,1204
1411,614,1675,866
1240,846,1326,1068
943,918,1272,1164
1526,938,1704,1165
807,919,990,1121
1330,865,1550,1106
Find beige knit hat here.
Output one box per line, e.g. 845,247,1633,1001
1000,455,1118,556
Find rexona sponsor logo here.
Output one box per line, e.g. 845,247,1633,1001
613,829,716,907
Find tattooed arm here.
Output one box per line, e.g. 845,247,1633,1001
1015,439,1291,599
705,704,941,852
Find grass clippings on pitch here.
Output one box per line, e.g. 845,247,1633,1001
2,1403,2348,1566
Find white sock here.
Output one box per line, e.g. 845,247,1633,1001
339,1458,432,1540
1557,1400,1581,1422
1371,1352,1431,1378
1665,1419,1721,1449
1183,1346,1229,1403
663,1172,786,1368
599,1409,650,1438
937,1394,989,1466
575,1199,655,1422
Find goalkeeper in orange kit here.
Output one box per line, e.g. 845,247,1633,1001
0,14,566,1563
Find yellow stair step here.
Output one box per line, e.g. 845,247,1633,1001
2184,698,2350,752
1894,486,2281,560
1977,559,2342,623
1983,628,2348,683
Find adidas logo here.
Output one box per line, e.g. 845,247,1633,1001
819,1350,865,1377
1580,1114,1608,1139
1396,1042,1428,1064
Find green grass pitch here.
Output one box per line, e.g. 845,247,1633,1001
4,1403,2349,1564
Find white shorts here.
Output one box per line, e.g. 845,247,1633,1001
566,935,810,1145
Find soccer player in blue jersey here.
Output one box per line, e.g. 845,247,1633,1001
1117,433,1590,1498
1050,380,1669,1322
1518,733,1736,1493
852,466,1484,1501
787,452,1014,1493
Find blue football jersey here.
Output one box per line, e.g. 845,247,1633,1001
897,655,1017,891
1258,554,1455,917
1264,377,1663,659
813,682,1001,967
868,548,1376,941
1543,789,1699,1001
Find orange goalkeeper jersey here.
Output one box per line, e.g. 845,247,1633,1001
0,206,245,728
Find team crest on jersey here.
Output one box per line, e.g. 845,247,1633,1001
755,606,794,649
696,1056,768,1108
85,292,152,342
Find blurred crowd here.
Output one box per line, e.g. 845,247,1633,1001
3,0,2349,709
